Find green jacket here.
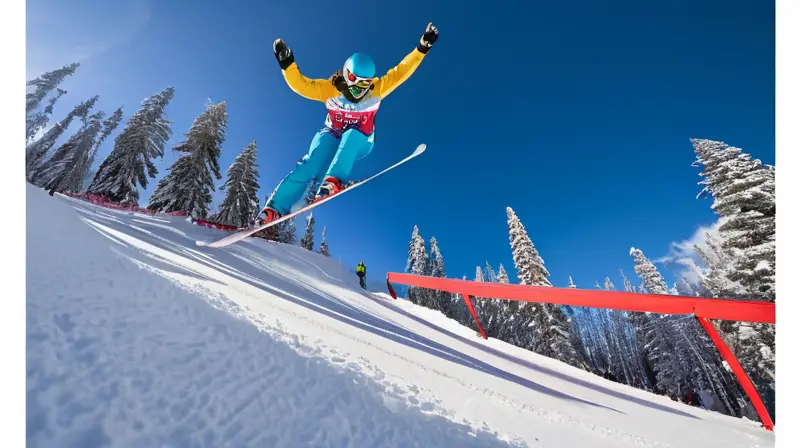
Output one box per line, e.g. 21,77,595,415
356,263,366,275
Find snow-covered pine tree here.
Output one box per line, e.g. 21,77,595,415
278,217,297,244
694,233,775,418
300,212,316,251
319,226,330,257
427,237,449,311
147,100,228,218
497,264,509,284
693,232,747,299
26,96,97,180
26,62,79,128
88,87,175,205
568,276,576,288
77,107,124,193
629,247,689,395
479,262,504,336
629,248,669,295
26,88,66,143
211,141,260,227
507,207,551,288
404,225,429,305
620,269,635,293
475,266,485,282
484,262,497,283
34,110,106,195
691,138,775,302
604,277,615,291
506,207,581,367
483,263,513,337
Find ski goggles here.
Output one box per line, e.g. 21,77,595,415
344,68,374,89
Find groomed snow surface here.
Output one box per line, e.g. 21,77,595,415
26,184,775,447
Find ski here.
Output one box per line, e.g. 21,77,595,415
196,143,427,248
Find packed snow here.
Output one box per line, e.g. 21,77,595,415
26,184,775,447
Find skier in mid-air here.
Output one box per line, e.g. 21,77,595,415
257,23,439,224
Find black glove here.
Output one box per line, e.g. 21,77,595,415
417,23,438,54
273,38,295,70
330,69,347,93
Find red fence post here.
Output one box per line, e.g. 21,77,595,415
462,293,488,340
695,317,774,431
386,275,398,300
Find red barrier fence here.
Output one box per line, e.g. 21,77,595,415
385,272,775,431
61,191,189,216
191,219,240,231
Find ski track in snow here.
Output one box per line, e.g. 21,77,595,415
26,188,775,448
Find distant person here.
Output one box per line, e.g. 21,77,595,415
356,261,367,289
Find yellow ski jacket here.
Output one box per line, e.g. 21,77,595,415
280,47,427,102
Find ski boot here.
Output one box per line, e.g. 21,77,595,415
256,206,281,226
313,176,348,202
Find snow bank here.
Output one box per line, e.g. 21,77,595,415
27,184,775,447
26,184,519,447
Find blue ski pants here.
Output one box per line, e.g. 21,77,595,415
266,127,375,215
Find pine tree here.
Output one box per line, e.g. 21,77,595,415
211,141,260,227
691,139,776,415
568,276,576,288
497,264,510,284
77,107,124,193
427,237,449,311
506,207,581,367
507,207,551,288
475,266,485,282
34,111,106,195
26,62,79,124
319,226,330,257
486,263,511,339
479,261,504,336
629,247,689,395
604,277,615,291
147,100,228,218
300,212,316,250
88,87,175,204
404,225,429,305
26,96,97,180
620,269,635,293
691,138,775,301
278,217,297,244
629,248,669,295
484,262,497,283
26,88,66,143
693,231,748,299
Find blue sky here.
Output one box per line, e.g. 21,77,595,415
26,0,775,291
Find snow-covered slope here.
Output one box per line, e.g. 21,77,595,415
26,184,775,448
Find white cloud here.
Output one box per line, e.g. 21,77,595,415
656,218,725,285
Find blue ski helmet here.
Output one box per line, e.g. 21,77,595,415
344,53,376,78
343,53,376,100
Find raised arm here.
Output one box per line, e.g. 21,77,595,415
374,23,439,99
272,39,339,102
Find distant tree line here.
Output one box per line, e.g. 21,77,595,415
403,138,775,421
24,63,334,255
